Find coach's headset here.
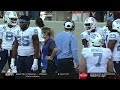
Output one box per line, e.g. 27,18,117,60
64,20,75,30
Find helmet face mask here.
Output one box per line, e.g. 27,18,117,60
84,17,97,32
9,18,18,25
84,23,92,31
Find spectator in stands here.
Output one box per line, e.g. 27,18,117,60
72,11,90,22
94,11,106,22
66,11,72,20
0,11,3,18
28,11,40,20
113,11,120,20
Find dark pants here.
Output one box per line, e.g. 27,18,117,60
16,55,41,73
113,61,120,73
57,58,75,73
0,49,12,72
46,60,57,74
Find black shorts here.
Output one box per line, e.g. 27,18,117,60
113,61,120,73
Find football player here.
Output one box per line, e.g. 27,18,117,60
79,32,113,73
0,11,19,73
80,17,105,48
108,19,120,73
10,15,40,73
31,17,45,72
0,11,16,28
102,16,114,47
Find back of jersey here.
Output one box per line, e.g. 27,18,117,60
81,47,112,73
102,26,111,47
108,32,120,61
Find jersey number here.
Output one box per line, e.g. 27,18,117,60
6,32,13,41
91,34,97,39
93,53,102,67
117,45,120,51
17,36,30,46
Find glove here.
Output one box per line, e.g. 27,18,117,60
10,58,15,70
31,59,38,71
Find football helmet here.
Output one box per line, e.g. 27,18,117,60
112,19,120,32
6,11,18,26
88,32,104,47
84,17,97,32
64,20,75,30
3,11,11,23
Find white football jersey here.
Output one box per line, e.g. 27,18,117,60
81,47,112,73
81,27,105,41
102,26,111,47
108,32,120,61
32,27,44,42
0,24,20,50
15,27,38,56
32,27,44,52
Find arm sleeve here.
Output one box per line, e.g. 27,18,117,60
49,41,57,50
80,31,87,40
54,34,62,54
37,28,45,42
108,32,119,41
33,28,38,35
71,35,79,64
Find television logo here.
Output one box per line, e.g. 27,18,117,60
79,72,88,79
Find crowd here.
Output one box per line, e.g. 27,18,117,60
0,11,119,22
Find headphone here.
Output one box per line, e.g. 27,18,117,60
64,20,75,30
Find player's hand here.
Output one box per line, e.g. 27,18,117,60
45,56,53,60
10,58,15,70
31,59,38,71
75,63,79,72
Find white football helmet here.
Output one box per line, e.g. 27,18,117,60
84,17,97,32
88,32,104,47
5,11,18,26
3,11,11,23
112,19,120,32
